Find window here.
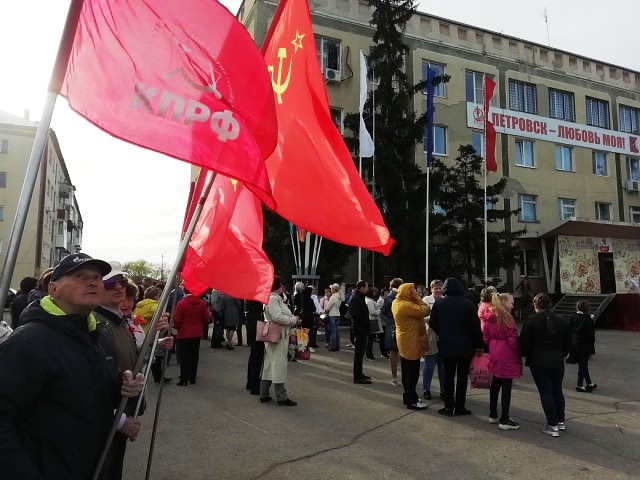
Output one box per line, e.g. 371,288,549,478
57,221,65,236
619,105,640,134
559,198,576,220
434,126,447,155
586,97,609,129
422,62,446,97
424,125,447,155
595,202,611,221
628,157,640,181
315,36,340,73
0,140,7,154
549,89,575,122
592,152,608,176
471,131,484,156
509,79,537,114
519,249,542,277
329,107,342,133
465,71,484,103
631,206,640,224
515,140,535,167
555,145,573,171
0,172,5,188
519,194,537,222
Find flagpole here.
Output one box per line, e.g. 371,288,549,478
310,233,319,276
144,276,179,480
290,230,298,271
371,68,376,288
92,168,216,480
312,236,323,276
304,231,311,276
483,75,489,286
0,0,85,311
358,153,362,281
425,166,430,287
296,232,302,276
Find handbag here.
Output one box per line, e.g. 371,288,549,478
469,353,492,389
256,320,282,343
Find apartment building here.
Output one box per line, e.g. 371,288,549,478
240,0,640,295
0,109,83,289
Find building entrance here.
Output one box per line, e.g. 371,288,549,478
598,252,616,294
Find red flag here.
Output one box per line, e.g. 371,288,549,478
261,0,394,255
181,173,274,303
484,77,498,172
59,0,277,207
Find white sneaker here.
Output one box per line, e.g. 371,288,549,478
498,418,520,430
308,348,316,353
543,425,560,437
557,422,566,431
390,378,399,387
407,399,428,410
489,416,498,424
345,343,353,348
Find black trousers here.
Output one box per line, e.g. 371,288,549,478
246,341,265,393
151,355,163,383
442,357,472,410
246,319,257,347
177,337,201,382
99,431,127,480
489,376,513,422
353,332,368,380
400,357,421,405
577,356,592,387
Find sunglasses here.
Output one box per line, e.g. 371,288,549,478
103,275,128,290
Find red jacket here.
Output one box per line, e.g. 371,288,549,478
173,295,210,339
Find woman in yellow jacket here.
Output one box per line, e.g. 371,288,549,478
134,287,160,334
392,283,430,410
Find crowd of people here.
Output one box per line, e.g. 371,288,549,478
246,274,598,439
1,255,602,478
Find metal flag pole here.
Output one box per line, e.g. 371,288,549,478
312,236,323,276
371,68,377,287
290,229,299,271
304,231,311,276
133,330,161,418
358,154,363,281
0,0,85,310
310,233,319,276
425,165,430,287
483,75,489,286
296,231,302,276
144,277,179,479
92,168,216,480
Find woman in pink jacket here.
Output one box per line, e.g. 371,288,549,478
482,292,522,430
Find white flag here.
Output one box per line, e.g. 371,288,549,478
359,50,375,158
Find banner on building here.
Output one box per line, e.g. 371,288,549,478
558,235,601,294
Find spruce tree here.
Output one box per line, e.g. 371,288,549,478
430,145,526,285
343,0,448,283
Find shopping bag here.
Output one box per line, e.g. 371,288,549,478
469,353,492,389
295,328,311,360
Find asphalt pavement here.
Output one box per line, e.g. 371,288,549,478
122,326,640,480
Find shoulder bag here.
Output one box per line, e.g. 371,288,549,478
256,320,282,343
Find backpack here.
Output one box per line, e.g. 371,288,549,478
339,301,349,317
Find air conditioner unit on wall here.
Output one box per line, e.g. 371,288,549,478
324,68,342,83
626,179,640,192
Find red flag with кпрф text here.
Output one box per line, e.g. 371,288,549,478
484,76,497,172
58,0,278,208
261,0,394,254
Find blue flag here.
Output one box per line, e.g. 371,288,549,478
425,68,437,167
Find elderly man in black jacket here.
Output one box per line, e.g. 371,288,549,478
430,277,483,417
0,253,144,480
349,280,372,384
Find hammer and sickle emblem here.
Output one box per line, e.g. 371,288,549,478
268,48,293,104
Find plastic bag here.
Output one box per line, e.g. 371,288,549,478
469,353,492,389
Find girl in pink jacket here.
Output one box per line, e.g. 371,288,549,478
482,293,522,430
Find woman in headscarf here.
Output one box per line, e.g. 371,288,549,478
392,283,430,410
260,276,301,406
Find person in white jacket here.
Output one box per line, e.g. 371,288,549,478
260,276,301,406
324,284,343,351
422,279,445,400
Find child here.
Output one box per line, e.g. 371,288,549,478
482,293,522,430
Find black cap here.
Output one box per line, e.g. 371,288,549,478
50,253,112,282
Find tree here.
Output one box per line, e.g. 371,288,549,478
343,0,449,283
123,259,156,278
430,145,526,285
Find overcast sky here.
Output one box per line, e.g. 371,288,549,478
0,0,636,269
